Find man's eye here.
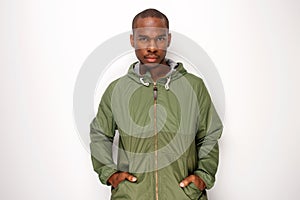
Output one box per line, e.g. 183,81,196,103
157,36,166,41
138,37,148,41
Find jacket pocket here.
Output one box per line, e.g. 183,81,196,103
177,155,203,200
182,182,203,200
111,180,126,196
161,151,204,200
111,178,150,200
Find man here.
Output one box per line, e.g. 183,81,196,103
90,8,223,200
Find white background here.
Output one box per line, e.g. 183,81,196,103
1,0,300,199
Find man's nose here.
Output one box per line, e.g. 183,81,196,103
147,39,158,50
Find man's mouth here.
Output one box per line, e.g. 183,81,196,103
145,56,159,63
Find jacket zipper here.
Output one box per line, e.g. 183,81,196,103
153,82,158,200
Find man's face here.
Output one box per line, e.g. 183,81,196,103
130,17,171,67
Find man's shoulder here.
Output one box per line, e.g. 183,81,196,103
183,72,205,86
103,74,133,93
105,75,127,90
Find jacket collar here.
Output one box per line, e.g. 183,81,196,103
127,59,187,90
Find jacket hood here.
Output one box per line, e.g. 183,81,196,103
126,59,187,90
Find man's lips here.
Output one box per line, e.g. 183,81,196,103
144,56,159,62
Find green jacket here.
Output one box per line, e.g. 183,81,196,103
90,60,223,200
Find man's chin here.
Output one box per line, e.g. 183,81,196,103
141,62,161,68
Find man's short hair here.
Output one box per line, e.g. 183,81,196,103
132,8,169,29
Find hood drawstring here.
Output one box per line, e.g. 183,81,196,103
140,77,171,90
165,76,171,90
140,77,150,86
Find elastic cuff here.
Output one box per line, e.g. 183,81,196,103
194,170,215,190
100,168,118,185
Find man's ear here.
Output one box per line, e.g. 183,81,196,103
130,34,134,48
167,33,172,47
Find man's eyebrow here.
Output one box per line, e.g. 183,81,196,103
136,34,167,37
157,34,167,37
136,34,149,37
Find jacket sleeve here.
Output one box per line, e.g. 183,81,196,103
90,83,118,185
194,80,223,190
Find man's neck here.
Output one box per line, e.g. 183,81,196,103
140,60,170,82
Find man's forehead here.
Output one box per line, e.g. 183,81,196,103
133,27,168,36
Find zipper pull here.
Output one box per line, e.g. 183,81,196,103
153,83,157,101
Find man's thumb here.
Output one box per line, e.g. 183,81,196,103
125,173,137,182
179,176,192,188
